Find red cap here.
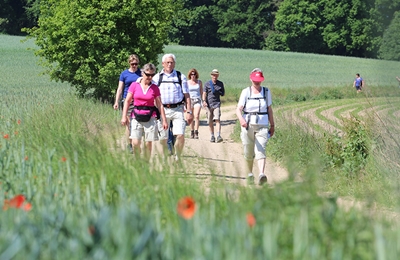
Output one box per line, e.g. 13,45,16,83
250,71,264,82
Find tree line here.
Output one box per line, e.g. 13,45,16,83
1,0,399,60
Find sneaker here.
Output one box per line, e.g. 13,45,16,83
194,130,199,139
216,136,223,143
210,136,215,142
190,130,194,139
258,174,268,185
247,174,254,185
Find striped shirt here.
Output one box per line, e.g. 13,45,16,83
153,69,189,105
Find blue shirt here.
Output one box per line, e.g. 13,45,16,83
355,77,363,87
119,68,141,98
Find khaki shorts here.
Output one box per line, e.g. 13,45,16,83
130,117,158,141
240,125,269,160
158,105,186,140
206,107,221,123
121,99,134,118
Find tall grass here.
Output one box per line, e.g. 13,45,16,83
1,34,400,258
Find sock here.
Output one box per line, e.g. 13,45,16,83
217,132,220,137
211,133,215,137
248,173,254,177
259,173,265,177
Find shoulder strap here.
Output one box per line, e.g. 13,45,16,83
209,80,215,93
158,71,182,87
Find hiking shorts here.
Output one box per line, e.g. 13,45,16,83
130,117,158,142
240,125,269,160
121,98,134,118
158,105,186,140
191,98,202,109
206,107,221,123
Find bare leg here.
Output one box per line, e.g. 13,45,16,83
174,134,185,158
193,106,201,130
131,138,141,157
144,141,152,161
215,120,221,135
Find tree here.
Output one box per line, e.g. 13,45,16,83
378,11,400,60
0,0,34,35
271,0,378,57
26,0,175,101
215,0,281,49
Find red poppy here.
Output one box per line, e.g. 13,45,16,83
3,134,9,139
61,157,67,162
24,156,28,161
17,119,21,125
3,194,32,211
177,196,196,219
246,213,256,228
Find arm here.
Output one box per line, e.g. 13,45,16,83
184,93,194,125
236,105,247,128
268,106,275,137
202,83,208,107
199,80,204,102
114,80,124,110
120,92,133,125
155,96,168,130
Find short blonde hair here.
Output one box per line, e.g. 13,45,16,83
128,54,139,64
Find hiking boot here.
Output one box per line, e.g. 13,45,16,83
258,174,268,185
216,136,223,143
210,136,215,142
247,174,254,185
190,130,194,139
194,130,199,139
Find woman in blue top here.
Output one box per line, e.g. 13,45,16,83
113,54,142,152
353,73,364,93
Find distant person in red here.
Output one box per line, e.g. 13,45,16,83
353,73,365,93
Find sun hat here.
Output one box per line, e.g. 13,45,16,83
211,69,219,75
250,69,264,82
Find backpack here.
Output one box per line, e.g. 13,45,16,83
157,70,185,104
243,86,269,115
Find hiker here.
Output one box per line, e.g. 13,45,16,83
120,63,168,160
236,68,275,185
113,54,142,153
202,69,225,143
153,54,193,160
353,73,364,93
187,68,203,139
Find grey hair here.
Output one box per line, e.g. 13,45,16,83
251,68,263,73
162,53,176,63
141,63,156,73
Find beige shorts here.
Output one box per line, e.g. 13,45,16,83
240,125,269,160
206,107,221,123
130,117,159,141
158,105,186,140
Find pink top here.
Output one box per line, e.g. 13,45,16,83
128,82,161,118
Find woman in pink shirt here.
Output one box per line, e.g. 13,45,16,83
121,63,168,160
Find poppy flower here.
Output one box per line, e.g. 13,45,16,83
3,134,9,139
3,194,32,211
177,196,196,219
61,157,67,162
24,156,28,161
17,119,21,125
246,213,256,227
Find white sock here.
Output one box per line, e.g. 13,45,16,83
248,173,254,177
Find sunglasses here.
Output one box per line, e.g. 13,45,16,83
143,72,155,77
130,63,138,66
190,73,196,76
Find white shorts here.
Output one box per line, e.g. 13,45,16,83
240,125,269,160
130,117,158,141
158,105,186,140
191,98,202,109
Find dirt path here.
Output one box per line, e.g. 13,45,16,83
151,104,289,186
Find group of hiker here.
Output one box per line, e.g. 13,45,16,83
113,53,275,185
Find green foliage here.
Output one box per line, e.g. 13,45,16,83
272,0,379,57
25,0,175,101
379,11,400,61
324,116,371,176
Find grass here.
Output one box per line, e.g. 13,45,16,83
1,34,400,258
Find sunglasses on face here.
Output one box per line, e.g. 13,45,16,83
130,63,138,66
190,73,196,76
143,71,155,77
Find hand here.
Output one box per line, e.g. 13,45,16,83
202,100,207,107
269,126,275,137
162,121,168,130
113,103,119,110
240,118,247,128
186,113,194,125
121,117,127,126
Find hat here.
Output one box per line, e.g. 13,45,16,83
250,70,264,82
211,69,219,75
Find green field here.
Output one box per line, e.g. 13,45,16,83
1,34,400,259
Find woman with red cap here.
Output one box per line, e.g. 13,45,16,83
236,68,275,185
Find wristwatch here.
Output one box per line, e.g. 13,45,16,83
186,111,193,115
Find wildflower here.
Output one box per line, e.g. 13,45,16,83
17,119,21,125
61,157,67,162
3,134,9,139
246,213,256,228
177,196,196,219
24,156,28,161
3,194,32,211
